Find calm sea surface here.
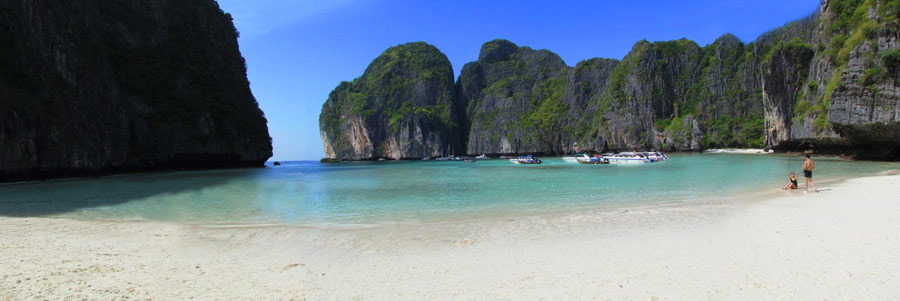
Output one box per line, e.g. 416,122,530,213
1,154,897,225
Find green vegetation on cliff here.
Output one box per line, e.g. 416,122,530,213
599,41,647,113
460,39,572,153
883,49,900,79
810,0,898,131
526,76,569,134
319,42,462,159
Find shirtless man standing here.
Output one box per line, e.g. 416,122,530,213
803,154,818,193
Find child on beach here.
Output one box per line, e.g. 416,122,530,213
782,172,799,190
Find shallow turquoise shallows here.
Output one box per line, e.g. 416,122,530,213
0,154,897,225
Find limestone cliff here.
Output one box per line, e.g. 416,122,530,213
0,0,273,181
319,42,462,160
321,0,900,160
458,39,570,155
559,58,619,153
821,0,900,158
762,0,900,158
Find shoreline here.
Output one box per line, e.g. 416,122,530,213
0,166,884,230
3,173,900,298
10,167,865,230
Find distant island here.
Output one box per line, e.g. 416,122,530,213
0,0,272,182
320,0,900,160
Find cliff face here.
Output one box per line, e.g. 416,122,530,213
0,0,273,181
321,0,900,160
319,42,462,160
591,39,705,151
822,0,900,158
560,58,618,153
457,35,775,154
762,39,817,146
459,40,570,155
761,0,900,158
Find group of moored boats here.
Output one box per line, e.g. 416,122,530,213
509,151,668,165
419,151,668,165
562,152,668,165
423,153,488,162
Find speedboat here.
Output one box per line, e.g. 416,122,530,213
509,155,542,164
642,151,668,162
641,152,662,162
605,152,650,164
475,154,488,159
654,151,668,161
563,153,588,163
576,154,609,164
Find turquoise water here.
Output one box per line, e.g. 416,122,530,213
0,154,897,225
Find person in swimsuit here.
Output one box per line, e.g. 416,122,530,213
803,154,818,192
782,172,799,190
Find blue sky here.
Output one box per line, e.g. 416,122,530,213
215,0,820,161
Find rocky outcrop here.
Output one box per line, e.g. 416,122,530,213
761,0,900,158
458,39,570,155
559,58,619,153
661,115,703,151
592,39,704,151
458,37,758,154
762,39,816,146
0,0,273,181
319,42,463,160
321,0,900,160
826,36,900,157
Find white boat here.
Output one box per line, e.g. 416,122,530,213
641,152,665,162
509,155,542,164
475,154,488,159
656,152,668,161
562,153,589,163
576,154,609,164
644,151,668,161
605,152,650,164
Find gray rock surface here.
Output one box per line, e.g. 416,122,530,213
0,0,273,181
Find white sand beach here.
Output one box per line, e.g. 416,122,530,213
2,174,900,299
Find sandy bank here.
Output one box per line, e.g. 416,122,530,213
2,174,900,299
